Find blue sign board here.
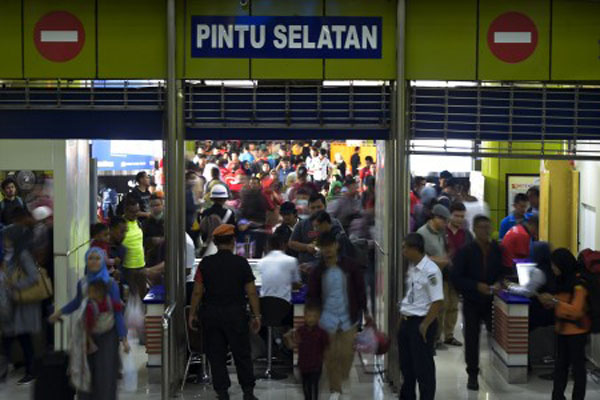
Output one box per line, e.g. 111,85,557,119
92,140,156,172
191,16,382,59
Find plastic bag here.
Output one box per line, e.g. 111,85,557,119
122,346,138,392
124,294,145,331
354,327,378,354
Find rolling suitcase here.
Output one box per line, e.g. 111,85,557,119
33,320,75,400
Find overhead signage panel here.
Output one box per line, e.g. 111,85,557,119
191,16,382,59
477,0,550,81
552,0,600,80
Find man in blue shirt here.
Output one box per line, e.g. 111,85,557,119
276,156,294,185
307,232,369,400
239,145,255,164
499,193,528,239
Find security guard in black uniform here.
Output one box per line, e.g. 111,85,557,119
397,233,444,400
189,224,261,400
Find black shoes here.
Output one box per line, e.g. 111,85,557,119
444,338,463,347
17,374,35,385
467,375,479,391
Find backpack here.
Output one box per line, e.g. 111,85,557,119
0,196,24,213
577,249,600,333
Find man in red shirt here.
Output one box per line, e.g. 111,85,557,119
359,156,374,182
501,215,538,268
443,202,472,347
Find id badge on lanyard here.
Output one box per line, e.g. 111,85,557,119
408,281,415,304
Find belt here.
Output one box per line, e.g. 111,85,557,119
401,314,425,320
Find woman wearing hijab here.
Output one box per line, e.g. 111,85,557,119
49,247,129,400
0,224,40,385
538,248,591,400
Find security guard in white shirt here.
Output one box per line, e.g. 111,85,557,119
397,233,444,400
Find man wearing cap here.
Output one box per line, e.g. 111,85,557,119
289,166,319,201
327,176,361,233
435,170,453,197
189,224,261,400
416,204,459,349
198,184,236,256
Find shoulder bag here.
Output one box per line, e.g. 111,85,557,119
11,264,53,304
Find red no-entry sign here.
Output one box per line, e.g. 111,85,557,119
487,12,538,63
34,11,85,62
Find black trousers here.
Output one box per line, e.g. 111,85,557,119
463,300,493,377
552,333,588,400
2,334,34,375
301,369,321,400
397,317,437,400
201,305,255,396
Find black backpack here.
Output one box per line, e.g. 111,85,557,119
577,249,600,333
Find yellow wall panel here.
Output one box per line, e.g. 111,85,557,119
478,0,550,81
552,0,600,81
24,0,96,78
406,0,477,81
97,0,166,79
325,0,396,80
0,1,23,78
251,0,323,80
184,0,249,79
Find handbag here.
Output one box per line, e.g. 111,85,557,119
11,264,53,304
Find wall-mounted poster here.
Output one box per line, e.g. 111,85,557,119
506,173,539,215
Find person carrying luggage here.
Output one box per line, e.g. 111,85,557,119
49,247,129,400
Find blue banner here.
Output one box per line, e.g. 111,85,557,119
191,16,382,59
92,140,156,172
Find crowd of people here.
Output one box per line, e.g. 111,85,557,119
185,140,377,400
405,170,597,400
0,140,378,400
1,143,597,400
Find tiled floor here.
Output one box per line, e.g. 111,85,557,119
1,328,599,399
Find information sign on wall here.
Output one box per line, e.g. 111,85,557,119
506,174,539,215
191,16,382,59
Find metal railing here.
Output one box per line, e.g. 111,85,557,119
184,81,392,129
162,303,177,400
0,80,165,110
408,82,600,160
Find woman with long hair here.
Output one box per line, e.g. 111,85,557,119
538,248,590,400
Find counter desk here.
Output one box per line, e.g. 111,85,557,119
491,290,530,383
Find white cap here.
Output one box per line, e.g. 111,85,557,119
210,184,229,199
32,206,53,221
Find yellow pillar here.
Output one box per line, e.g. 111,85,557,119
540,160,579,253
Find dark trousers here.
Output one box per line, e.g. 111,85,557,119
301,369,321,400
463,300,493,377
2,334,34,375
397,317,437,400
552,333,588,400
202,305,255,396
